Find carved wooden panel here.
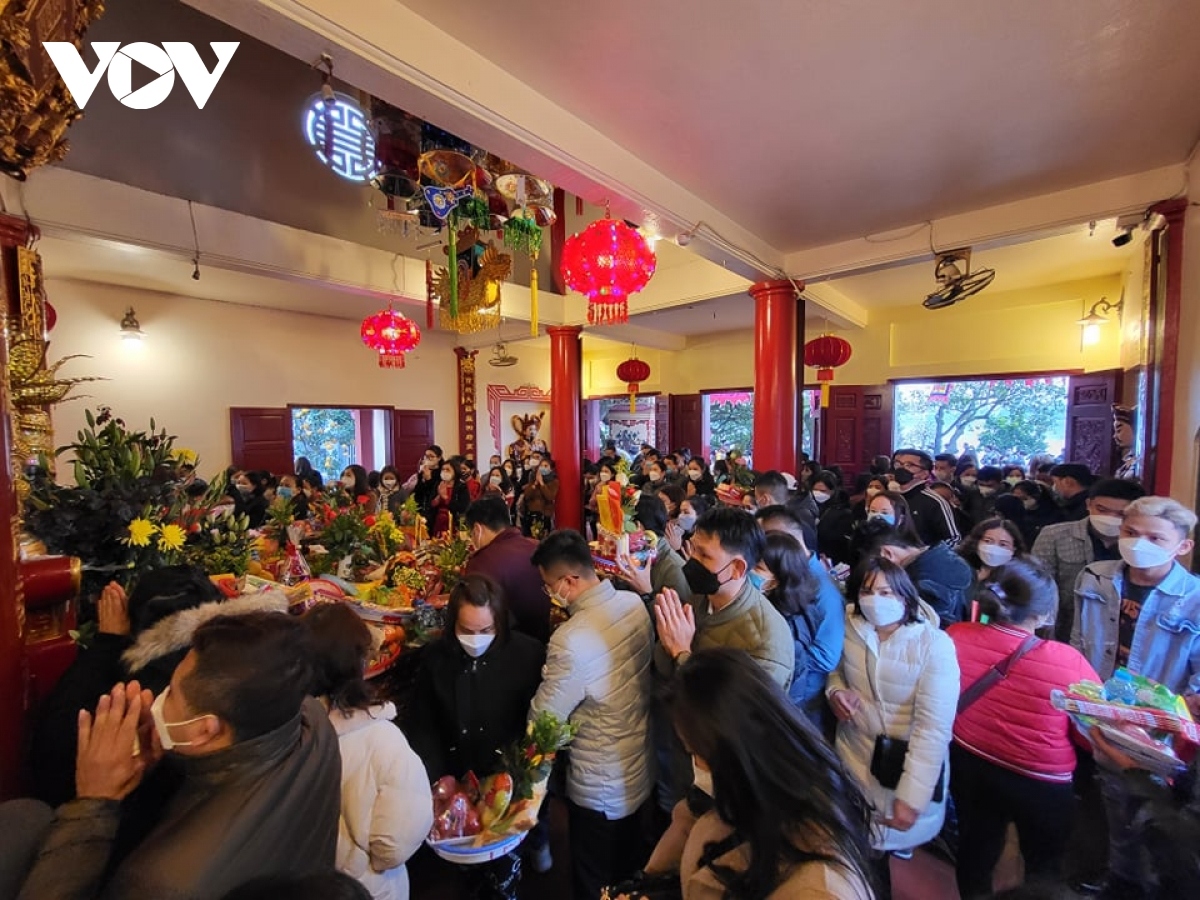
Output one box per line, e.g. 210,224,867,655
864,393,882,411
834,392,858,410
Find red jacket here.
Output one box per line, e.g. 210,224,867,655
948,622,1099,782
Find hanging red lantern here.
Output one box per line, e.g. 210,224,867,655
561,212,656,325
360,305,421,369
803,335,852,407
616,356,651,413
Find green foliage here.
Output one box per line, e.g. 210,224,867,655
291,407,357,483
895,379,1068,461
183,509,252,576
25,407,182,598
708,399,753,458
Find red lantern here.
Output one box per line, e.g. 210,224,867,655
616,356,651,413
360,306,421,369
561,213,656,325
44,302,56,332
803,335,852,407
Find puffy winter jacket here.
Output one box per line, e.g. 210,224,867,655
827,600,959,852
948,622,1099,781
329,703,432,900
905,543,974,629
531,579,654,819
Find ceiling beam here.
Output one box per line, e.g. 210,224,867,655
786,163,1185,283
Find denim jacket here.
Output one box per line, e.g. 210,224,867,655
1071,560,1200,695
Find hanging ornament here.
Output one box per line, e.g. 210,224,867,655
425,258,435,330
616,354,651,414
504,213,543,337
561,210,656,325
803,334,853,407
360,305,421,369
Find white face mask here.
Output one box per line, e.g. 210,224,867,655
1022,497,1038,511
341,475,356,489
381,478,397,490
599,471,612,483
441,471,454,482
688,469,702,481
978,485,997,498
677,512,697,531
1119,537,1178,569
977,543,1014,568
858,593,907,628
886,481,902,493
1006,476,1022,486
692,757,714,797
649,471,663,483
960,475,977,487
866,487,882,499
457,633,495,658
812,490,832,505
1090,514,1123,538
151,686,212,751
490,475,502,486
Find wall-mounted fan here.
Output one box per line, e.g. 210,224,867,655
923,248,995,310
489,341,518,367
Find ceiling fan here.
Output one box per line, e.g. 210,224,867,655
923,248,995,310
488,341,518,367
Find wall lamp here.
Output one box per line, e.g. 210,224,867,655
120,307,144,344
1078,296,1122,346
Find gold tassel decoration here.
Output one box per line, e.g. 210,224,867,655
529,252,539,337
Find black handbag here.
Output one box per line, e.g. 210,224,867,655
871,734,945,803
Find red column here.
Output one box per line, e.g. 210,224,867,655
548,325,583,531
751,279,802,474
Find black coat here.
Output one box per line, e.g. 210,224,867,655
405,632,545,781
815,496,855,566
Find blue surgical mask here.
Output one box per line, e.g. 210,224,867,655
748,571,768,592
867,511,897,526
276,486,294,500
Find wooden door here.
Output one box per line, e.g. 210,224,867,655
392,409,435,481
670,393,703,458
1064,371,1121,476
581,400,600,461
229,407,293,474
820,385,893,479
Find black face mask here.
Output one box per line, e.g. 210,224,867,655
892,468,915,486
683,558,734,596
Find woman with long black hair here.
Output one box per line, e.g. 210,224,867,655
754,531,840,729
642,647,875,900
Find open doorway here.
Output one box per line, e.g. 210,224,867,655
291,407,392,484
892,376,1070,464
701,389,821,466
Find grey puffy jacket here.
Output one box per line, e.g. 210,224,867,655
531,579,654,819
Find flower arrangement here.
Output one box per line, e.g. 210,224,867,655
419,530,471,592
370,510,408,559
183,508,253,576
498,711,579,801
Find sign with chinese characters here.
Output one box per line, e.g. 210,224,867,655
454,347,478,461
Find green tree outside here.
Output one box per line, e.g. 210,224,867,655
292,408,358,482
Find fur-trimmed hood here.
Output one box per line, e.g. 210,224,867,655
121,590,290,673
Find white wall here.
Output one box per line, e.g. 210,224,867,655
44,279,463,477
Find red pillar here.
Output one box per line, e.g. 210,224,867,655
548,325,583,531
751,279,802,474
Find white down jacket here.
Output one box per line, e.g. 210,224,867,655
531,579,654,819
329,702,433,900
827,600,960,852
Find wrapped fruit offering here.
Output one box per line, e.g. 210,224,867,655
1051,668,1200,777
429,775,483,840
478,772,513,828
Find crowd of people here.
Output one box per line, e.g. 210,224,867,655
4,442,1200,900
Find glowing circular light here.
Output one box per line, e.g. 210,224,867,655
302,91,379,183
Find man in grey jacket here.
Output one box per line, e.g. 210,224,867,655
19,612,340,900
530,530,654,900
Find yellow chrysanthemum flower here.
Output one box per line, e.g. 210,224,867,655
174,448,198,466
157,523,187,553
126,518,158,547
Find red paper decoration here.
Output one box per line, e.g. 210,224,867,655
561,214,656,325
361,306,421,369
617,356,651,413
44,302,56,332
803,335,852,407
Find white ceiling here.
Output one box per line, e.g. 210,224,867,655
399,0,1200,251
828,219,1140,308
